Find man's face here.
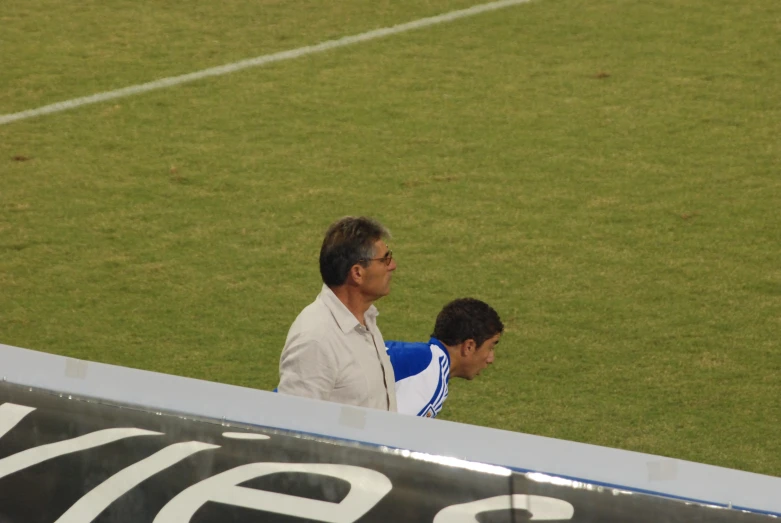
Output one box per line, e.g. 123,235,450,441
359,239,396,299
462,333,501,380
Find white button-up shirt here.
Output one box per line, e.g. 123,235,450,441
278,284,397,411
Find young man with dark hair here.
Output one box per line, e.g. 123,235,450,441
278,216,398,411
385,298,503,418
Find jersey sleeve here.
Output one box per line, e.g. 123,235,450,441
386,342,449,417
386,341,434,382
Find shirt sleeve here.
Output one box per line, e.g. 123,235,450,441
278,331,338,401
386,342,447,416
386,342,434,382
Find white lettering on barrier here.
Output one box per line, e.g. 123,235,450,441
434,494,575,522
0,427,161,481
0,401,580,523
55,441,220,523
153,463,393,523
0,403,36,440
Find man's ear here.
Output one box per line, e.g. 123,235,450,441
347,264,364,285
461,339,477,357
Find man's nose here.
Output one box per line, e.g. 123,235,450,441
388,259,397,271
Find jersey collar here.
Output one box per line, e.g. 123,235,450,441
429,337,451,366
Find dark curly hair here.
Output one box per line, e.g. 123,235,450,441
432,298,504,348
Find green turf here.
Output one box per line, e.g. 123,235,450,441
1,0,780,477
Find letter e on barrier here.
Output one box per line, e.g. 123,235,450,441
434,494,574,522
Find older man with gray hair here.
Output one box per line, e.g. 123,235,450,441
278,216,398,411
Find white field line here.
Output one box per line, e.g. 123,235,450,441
0,0,532,126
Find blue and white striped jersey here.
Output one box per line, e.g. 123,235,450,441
385,338,451,418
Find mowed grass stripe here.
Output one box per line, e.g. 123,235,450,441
0,0,533,126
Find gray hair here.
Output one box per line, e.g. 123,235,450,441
319,216,391,286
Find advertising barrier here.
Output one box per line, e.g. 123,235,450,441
1,343,779,522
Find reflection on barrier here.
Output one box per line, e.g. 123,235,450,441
0,382,776,522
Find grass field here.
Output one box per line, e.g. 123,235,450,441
2,0,780,477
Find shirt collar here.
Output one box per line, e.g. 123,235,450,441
320,284,379,334
429,337,451,366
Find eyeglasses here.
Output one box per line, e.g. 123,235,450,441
361,249,393,266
